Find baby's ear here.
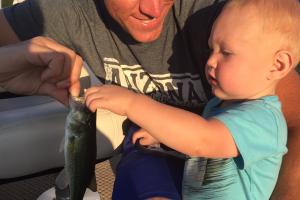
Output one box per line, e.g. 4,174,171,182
267,50,294,80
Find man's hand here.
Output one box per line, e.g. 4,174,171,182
132,128,160,147
85,84,138,115
0,36,82,105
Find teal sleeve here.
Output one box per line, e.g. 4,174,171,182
213,101,287,169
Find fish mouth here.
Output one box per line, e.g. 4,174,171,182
69,96,86,110
71,96,85,103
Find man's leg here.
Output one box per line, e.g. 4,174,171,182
112,151,184,200
112,124,184,200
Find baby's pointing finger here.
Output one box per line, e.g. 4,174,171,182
84,85,103,97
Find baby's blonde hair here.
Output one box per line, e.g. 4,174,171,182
226,0,300,64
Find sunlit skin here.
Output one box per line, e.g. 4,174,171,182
206,5,280,101
104,0,175,43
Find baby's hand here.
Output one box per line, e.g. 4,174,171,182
132,129,160,146
85,84,137,115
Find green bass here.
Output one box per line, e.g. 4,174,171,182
65,96,96,200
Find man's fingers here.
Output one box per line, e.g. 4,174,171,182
56,79,70,89
38,81,69,105
31,37,74,58
42,37,83,97
28,37,83,97
69,55,83,97
69,81,80,97
3,37,79,104
40,52,65,81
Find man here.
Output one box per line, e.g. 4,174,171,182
0,0,299,199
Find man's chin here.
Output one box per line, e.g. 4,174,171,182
130,31,162,43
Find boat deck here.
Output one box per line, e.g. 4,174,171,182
0,160,115,200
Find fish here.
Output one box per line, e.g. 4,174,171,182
64,96,96,200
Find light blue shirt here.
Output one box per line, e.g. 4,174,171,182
182,96,287,200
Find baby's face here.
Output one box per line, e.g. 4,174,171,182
205,4,278,100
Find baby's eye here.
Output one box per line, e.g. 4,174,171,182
221,49,232,57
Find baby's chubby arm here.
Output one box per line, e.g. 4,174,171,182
84,85,238,158
84,84,138,115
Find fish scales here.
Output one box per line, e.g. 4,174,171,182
65,96,96,200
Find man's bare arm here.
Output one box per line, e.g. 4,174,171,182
271,70,300,199
0,10,82,103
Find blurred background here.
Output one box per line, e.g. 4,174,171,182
1,0,13,7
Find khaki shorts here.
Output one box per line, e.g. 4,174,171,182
95,109,126,160
81,62,126,159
